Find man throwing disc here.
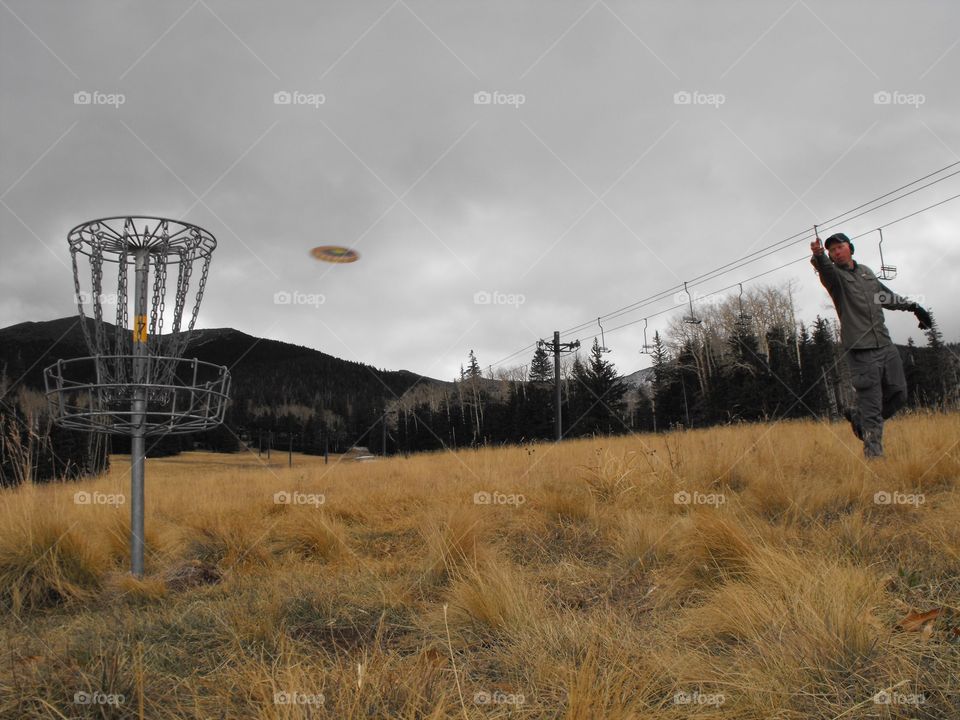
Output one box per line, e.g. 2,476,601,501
810,231,933,458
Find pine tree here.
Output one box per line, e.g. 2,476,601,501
796,323,828,417
920,314,958,406
466,350,481,379
810,315,841,417
716,317,764,422
565,354,588,436
588,337,628,433
522,344,554,438
675,342,698,427
651,331,681,430
461,350,483,443
651,331,670,392
569,339,629,436
529,343,552,382
763,324,801,419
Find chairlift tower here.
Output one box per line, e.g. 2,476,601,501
539,331,580,441
45,217,231,578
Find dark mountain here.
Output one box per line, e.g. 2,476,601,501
0,316,446,399
0,317,94,388
0,317,451,459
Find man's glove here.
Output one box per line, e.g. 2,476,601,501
913,305,933,330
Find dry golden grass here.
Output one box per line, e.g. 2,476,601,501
1,412,959,718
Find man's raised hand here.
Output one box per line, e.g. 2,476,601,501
811,236,824,256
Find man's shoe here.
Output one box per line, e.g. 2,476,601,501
863,428,884,458
843,408,864,440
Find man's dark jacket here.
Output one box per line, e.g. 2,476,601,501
810,253,915,351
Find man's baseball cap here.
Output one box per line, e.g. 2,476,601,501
824,232,852,248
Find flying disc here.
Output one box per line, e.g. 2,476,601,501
310,246,359,263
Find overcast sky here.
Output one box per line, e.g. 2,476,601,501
2,0,958,381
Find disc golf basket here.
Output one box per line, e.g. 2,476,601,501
44,216,231,577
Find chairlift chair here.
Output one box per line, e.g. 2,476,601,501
681,281,702,325
877,228,897,280
596,317,611,353
639,317,655,354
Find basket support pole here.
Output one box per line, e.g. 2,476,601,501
130,249,149,578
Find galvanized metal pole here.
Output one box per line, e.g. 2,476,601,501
554,331,561,441
130,249,149,578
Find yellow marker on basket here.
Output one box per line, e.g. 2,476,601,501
134,315,148,343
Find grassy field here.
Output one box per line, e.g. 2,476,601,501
2,413,959,719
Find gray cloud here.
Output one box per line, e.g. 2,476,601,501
2,0,958,380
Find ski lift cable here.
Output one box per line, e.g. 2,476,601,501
583,183,957,344
561,166,960,339
559,169,960,340
576,180,960,346
486,185,960,372
558,162,960,338
679,164,960,289
854,189,960,232
591,254,808,340
655,166,960,297
489,188,960,371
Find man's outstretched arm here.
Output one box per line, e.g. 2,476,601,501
877,281,933,329
810,237,840,291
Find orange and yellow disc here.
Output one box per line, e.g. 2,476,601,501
310,246,359,263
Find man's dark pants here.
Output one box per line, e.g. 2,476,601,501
847,344,907,457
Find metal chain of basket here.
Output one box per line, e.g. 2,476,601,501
66,217,216,397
